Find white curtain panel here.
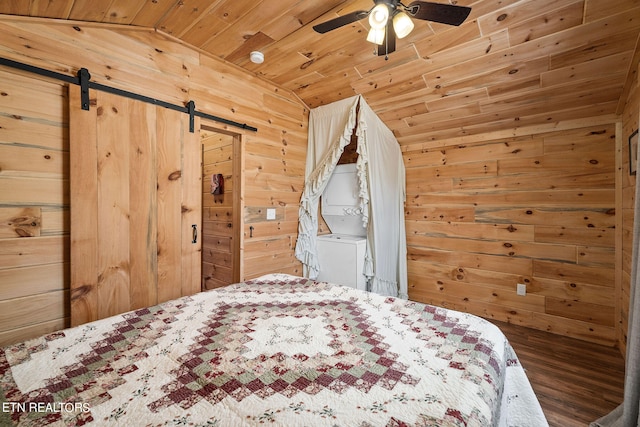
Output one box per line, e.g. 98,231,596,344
295,95,407,298
357,100,408,298
295,95,362,280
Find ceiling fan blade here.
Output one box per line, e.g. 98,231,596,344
405,1,472,26
377,21,396,57
313,10,370,34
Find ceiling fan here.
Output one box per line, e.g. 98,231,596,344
313,0,472,57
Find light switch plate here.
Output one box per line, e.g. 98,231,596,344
266,208,276,220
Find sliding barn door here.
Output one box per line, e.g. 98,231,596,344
69,89,201,326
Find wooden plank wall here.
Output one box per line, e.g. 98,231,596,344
620,62,640,355
0,69,69,345
242,124,307,279
0,16,307,346
403,120,619,345
202,129,235,289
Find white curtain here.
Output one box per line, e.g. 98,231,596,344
590,135,640,427
357,100,408,298
295,95,408,298
295,96,362,280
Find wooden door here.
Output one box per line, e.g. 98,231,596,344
201,128,241,289
69,89,201,326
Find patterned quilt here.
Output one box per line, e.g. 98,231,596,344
0,274,547,426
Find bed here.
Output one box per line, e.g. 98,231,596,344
0,274,547,426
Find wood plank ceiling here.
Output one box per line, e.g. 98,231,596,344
1,0,639,145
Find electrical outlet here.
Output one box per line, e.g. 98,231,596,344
516,283,527,296
266,208,276,220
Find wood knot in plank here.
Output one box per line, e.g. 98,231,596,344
14,228,34,237
452,268,465,280
8,210,41,237
71,284,93,301
300,59,314,70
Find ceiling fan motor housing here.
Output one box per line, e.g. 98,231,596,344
373,0,400,7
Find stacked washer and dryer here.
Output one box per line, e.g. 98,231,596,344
316,163,368,291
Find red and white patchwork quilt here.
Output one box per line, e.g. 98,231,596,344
0,274,547,426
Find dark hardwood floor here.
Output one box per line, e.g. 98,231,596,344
493,321,626,427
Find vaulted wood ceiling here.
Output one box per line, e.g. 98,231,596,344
2,0,639,145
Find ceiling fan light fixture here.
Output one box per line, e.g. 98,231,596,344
368,3,389,29
311,0,472,58
366,27,386,45
393,11,414,39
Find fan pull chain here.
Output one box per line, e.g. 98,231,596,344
384,23,389,60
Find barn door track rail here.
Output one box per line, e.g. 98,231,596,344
0,56,258,133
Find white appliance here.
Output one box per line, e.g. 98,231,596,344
317,234,366,290
316,163,368,291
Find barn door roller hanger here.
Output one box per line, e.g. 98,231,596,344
0,56,258,133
